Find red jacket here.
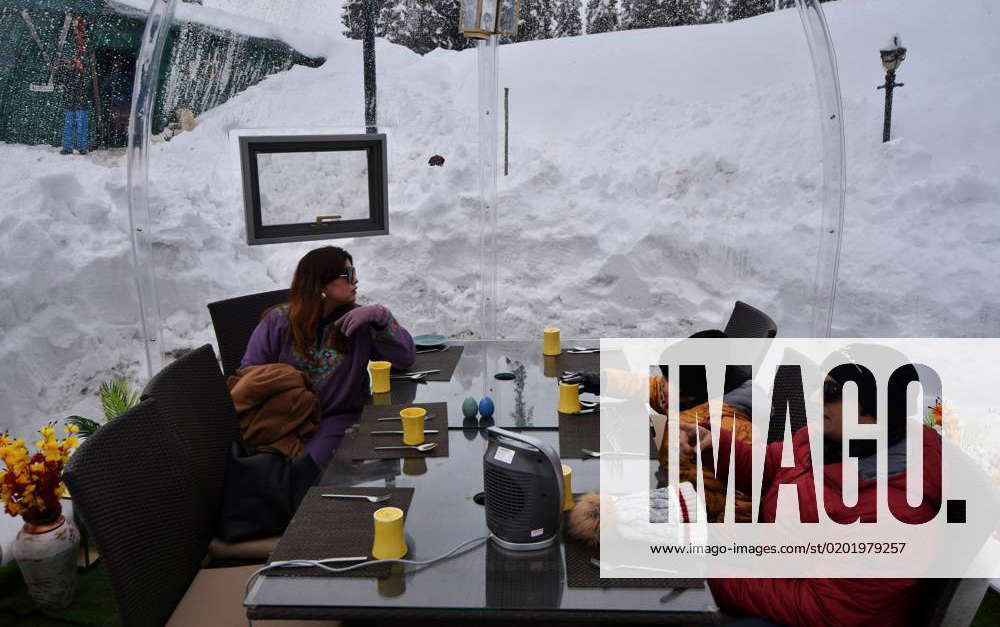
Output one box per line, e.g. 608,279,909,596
708,425,942,627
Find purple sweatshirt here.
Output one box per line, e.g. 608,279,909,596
240,304,416,440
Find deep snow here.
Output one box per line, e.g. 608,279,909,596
1,0,1000,560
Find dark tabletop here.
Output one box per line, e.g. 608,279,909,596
245,342,720,623
373,340,616,429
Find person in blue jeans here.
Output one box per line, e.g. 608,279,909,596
55,58,92,154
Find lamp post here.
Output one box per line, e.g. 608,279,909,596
877,34,906,143
460,1,518,343
363,0,376,133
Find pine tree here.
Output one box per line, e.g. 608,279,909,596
552,0,583,37
425,0,471,52
620,0,640,30
586,0,619,34
342,0,386,40
665,0,699,26
515,0,556,42
726,0,772,22
700,0,729,24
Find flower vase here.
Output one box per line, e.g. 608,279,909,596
12,514,80,608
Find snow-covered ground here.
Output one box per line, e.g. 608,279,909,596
1,0,999,563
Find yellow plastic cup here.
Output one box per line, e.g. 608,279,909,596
558,381,581,414
542,327,562,356
400,407,427,445
369,361,391,394
562,464,574,511
542,355,558,378
402,457,427,476
371,507,407,559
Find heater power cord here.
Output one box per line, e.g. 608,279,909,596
243,534,490,609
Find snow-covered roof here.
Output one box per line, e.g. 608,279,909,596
107,0,331,61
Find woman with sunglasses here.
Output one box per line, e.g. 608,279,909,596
241,246,416,467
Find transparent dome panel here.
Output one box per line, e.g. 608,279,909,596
0,2,144,440
496,3,829,340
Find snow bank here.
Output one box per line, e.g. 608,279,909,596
110,0,339,59
2,0,999,441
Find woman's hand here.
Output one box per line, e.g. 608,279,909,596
678,422,712,460
335,305,390,337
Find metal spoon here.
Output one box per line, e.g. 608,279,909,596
369,430,439,435
567,346,600,354
321,493,392,503
590,557,678,574
374,443,438,452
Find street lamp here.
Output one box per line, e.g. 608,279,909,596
877,34,906,142
459,0,519,39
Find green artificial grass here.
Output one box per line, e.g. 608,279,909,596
0,561,120,627
971,586,1000,627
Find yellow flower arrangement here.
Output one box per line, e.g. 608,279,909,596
0,423,79,524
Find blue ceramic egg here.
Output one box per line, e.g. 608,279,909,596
478,396,495,419
462,396,479,419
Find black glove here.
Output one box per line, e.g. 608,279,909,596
561,371,600,395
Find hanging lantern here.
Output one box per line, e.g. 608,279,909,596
460,0,519,39
880,34,906,72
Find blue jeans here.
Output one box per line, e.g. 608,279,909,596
62,110,89,152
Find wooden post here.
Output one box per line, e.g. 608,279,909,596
363,0,377,134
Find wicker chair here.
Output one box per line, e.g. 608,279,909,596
767,364,808,443
723,300,777,339
141,344,240,547
207,288,289,377
65,398,331,626
64,398,206,626
917,579,991,627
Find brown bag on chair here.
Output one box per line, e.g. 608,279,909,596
227,364,321,458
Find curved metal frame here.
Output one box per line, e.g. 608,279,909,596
127,0,178,379
127,2,847,378
796,0,847,338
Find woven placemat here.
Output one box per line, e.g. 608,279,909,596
554,351,600,374
558,412,659,459
554,349,629,377
268,486,415,578
335,404,449,460
396,345,464,381
356,402,448,431
562,499,702,589
558,412,600,458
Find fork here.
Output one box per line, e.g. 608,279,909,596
321,493,392,503
369,429,439,435
566,346,600,354
581,448,648,459
415,346,449,354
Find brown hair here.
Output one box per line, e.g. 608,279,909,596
287,246,355,356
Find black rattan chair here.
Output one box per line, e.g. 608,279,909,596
917,579,991,627
64,398,206,626
207,288,289,377
767,364,808,443
141,344,240,546
723,300,778,339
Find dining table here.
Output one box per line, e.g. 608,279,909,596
244,340,723,624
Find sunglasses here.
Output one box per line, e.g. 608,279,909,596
337,266,357,284
823,378,843,401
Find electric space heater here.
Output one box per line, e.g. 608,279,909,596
483,426,563,551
